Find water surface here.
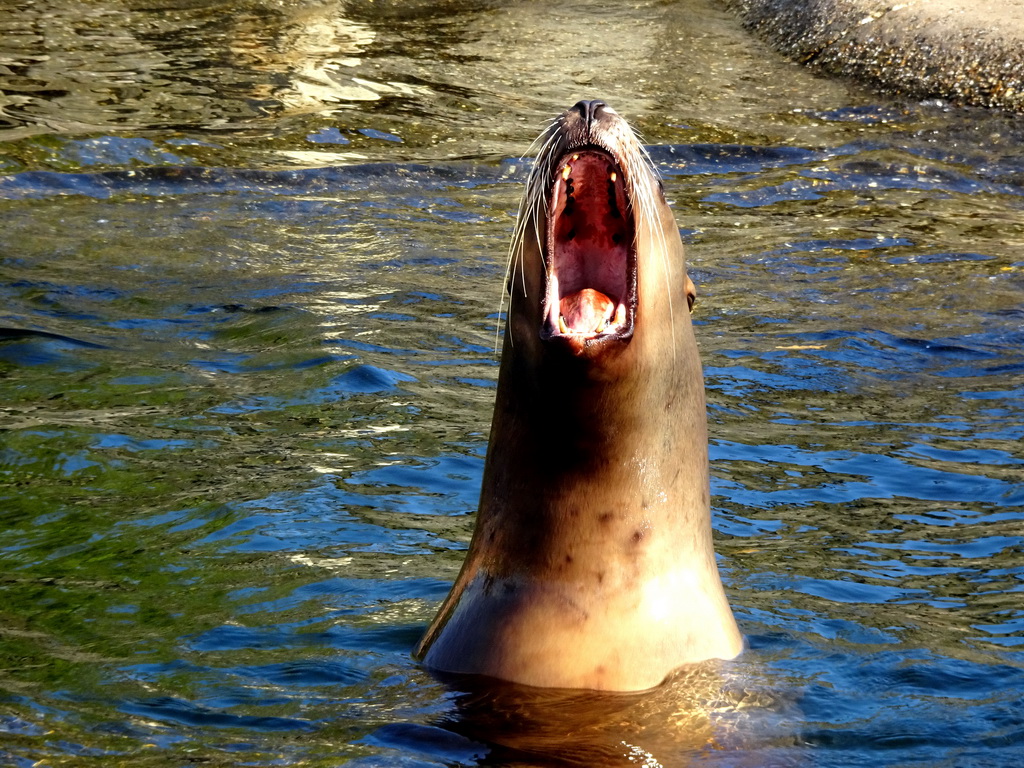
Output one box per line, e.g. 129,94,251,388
2,1,1023,766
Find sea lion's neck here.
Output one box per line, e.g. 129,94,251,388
473,330,715,581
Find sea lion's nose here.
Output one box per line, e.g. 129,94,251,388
573,99,606,124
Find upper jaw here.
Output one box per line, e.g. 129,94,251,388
539,145,637,356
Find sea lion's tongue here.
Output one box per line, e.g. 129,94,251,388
548,150,632,339
559,288,614,334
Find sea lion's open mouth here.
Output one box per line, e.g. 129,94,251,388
541,148,637,349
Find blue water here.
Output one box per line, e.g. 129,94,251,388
3,1,1024,766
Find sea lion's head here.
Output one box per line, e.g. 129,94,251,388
507,100,696,362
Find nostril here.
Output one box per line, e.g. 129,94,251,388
573,99,606,124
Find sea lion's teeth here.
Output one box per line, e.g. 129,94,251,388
595,319,606,333
558,315,569,334
562,164,571,181
609,171,617,182
572,153,579,161
614,304,626,326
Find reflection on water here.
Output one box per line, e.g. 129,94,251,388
1,0,862,170
375,662,789,767
0,0,378,131
2,0,1024,765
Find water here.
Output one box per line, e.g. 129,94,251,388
1,0,1023,765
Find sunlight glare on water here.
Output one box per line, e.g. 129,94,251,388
1,0,1023,766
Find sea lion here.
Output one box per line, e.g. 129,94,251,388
415,100,742,691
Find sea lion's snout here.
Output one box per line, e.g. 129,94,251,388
575,98,607,123
557,99,617,146
533,100,645,355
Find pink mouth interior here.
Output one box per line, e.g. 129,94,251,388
546,150,633,337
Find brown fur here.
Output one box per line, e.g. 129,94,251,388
415,102,742,691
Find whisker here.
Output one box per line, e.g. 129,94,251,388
497,119,563,355
625,139,676,369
